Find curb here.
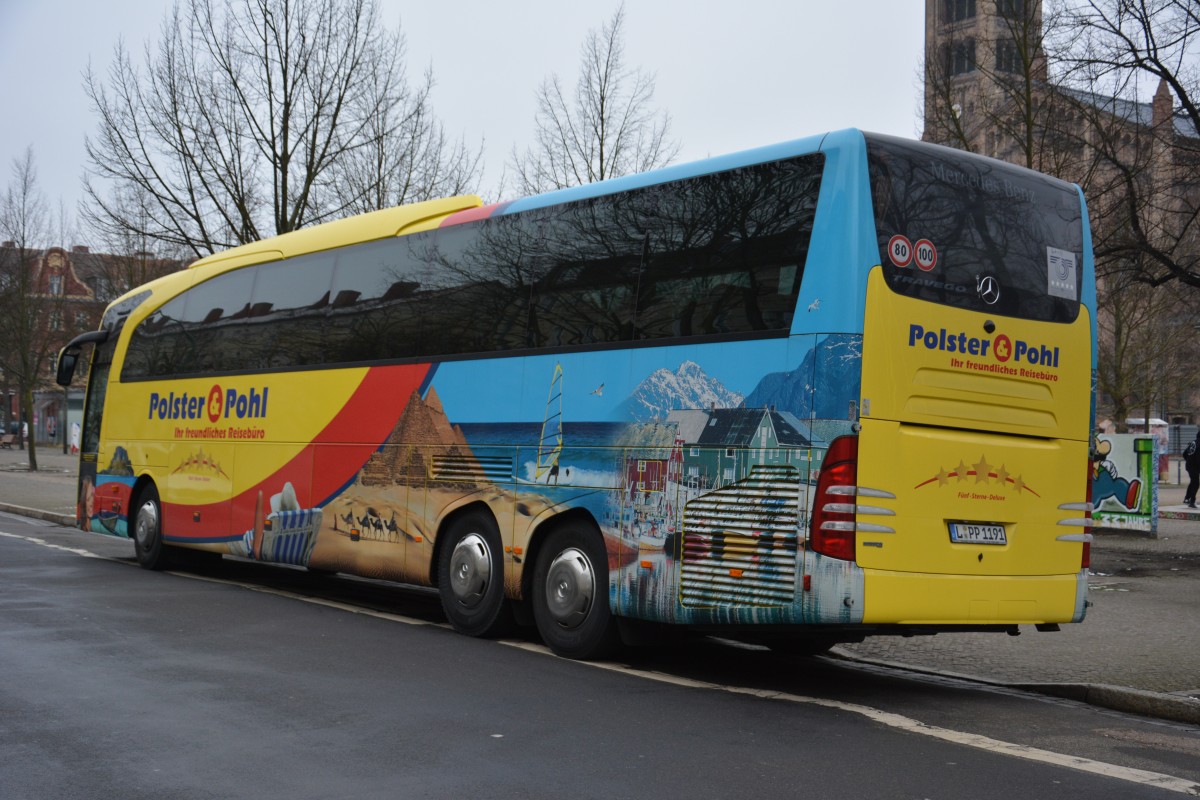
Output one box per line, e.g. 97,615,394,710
829,648,1200,726
1008,682,1200,726
1159,509,1200,521
0,503,75,528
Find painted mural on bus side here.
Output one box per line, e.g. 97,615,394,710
210,333,864,625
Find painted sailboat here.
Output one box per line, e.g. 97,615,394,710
535,363,564,484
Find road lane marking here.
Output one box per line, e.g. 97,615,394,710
0,512,55,526
0,530,446,628
169,570,449,628
0,530,109,558
6,529,1198,796
498,641,1200,796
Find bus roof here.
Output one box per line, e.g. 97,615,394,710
498,130,838,216
186,194,484,270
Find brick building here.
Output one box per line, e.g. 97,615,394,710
0,242,182,447
923,0,1189,162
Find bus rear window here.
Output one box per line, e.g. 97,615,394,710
866,133,1083,323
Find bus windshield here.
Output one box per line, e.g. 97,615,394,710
866,133,1084,323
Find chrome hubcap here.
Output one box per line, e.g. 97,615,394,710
135,500,158,550
544,547,594,629
449,533,491,607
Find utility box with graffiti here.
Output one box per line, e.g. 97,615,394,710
1092,434,1157,534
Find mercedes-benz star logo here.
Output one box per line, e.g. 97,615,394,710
977,275,1001,305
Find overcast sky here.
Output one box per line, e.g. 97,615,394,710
0,0,925,241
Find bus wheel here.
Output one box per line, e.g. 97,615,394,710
132,484,171,571
532,523,619,660
437,511,512,638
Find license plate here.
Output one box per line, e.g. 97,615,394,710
949,522,1007,545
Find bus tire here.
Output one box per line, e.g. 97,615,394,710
436,511,512,638
532,522,619,660
132,484,171,571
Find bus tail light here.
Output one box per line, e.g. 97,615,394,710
811,436,860,561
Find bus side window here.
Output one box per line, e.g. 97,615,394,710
124,294,199,379
180,268,257,373
421,220,535,356
526,201,640,348
248,252,335,369
634,155,821,339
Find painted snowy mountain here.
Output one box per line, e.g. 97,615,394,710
618,361,744,422
743,334,862,420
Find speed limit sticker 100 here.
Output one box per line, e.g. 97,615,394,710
914,239,937,271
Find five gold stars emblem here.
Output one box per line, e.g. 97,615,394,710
914,455,1039,496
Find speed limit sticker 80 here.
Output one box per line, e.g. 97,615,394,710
888,235,913,267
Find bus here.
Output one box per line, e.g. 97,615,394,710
57,129,1095,659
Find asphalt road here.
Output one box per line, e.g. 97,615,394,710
3,519,1199,799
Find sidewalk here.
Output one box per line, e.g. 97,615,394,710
0,445,80,524
1,445,1198,724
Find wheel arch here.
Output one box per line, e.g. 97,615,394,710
128,474,159,532
428,500,498,589
520,506,605,603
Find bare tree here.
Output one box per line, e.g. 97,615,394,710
0,149,57,470
921,16,980,153
921,0,1083,174
87,183,189,301
1048,1,1200,422
1057,0,1200,288
332,61,484,215
509,4,680,195
1096,269,1200,429
83,0,480,258
1066,1,1200,139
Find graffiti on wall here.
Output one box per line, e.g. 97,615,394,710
1092,434,1157,533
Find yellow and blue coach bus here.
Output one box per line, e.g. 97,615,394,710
58,130,1096,659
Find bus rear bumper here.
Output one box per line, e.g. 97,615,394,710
860,568,1088,625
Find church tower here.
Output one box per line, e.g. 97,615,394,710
922,0,1046,156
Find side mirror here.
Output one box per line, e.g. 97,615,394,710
56,350,79,387
55,329,110,387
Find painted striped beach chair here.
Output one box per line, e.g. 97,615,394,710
239,507,324,566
